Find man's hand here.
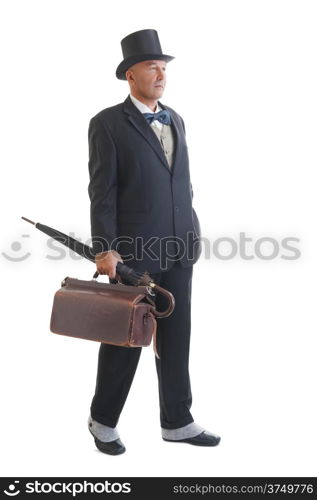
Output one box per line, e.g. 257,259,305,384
95,250,124,279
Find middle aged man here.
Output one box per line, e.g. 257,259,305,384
87,29,221,455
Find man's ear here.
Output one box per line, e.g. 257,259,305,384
126,67,134,82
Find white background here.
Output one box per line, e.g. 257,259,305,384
1,0,316,477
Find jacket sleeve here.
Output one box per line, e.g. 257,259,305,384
87,116,118,255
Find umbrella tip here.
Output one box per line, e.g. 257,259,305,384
21,216,36,225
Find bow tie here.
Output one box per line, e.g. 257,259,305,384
143,109,171,125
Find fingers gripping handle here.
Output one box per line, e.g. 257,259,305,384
93,262,134,281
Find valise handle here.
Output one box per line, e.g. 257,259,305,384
93,262,135,283
92,268,175,319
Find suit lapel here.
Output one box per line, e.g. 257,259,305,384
123,95,180,175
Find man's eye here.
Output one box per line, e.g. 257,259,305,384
149,65,166,71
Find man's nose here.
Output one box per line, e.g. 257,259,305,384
157,68,165,80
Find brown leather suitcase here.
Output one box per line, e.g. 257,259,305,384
50,276,160,355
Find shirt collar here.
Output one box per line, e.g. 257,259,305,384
129,93,162,114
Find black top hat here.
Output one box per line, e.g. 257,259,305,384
116,29,174,80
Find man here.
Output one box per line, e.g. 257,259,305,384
87,29,221,455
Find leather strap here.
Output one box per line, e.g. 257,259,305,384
151,315,159,359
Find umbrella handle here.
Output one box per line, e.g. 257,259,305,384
149,284,175,319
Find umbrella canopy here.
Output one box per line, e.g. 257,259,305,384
21,216,175,318
22,216,148,283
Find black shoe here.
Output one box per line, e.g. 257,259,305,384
93,436,126,455
88,418,126,455
163,431,221,447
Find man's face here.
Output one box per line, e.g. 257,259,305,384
126,60,167,100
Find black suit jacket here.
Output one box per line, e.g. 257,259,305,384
88,94,202,273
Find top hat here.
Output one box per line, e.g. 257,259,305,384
116,29,174,80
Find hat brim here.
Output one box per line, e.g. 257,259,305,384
116,53,174,80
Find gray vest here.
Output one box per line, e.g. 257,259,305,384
150,123,175,169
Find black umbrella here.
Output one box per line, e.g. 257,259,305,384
21,216,175,318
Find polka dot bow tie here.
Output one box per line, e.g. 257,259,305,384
143,109,171,125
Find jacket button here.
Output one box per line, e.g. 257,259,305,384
175,206,179,211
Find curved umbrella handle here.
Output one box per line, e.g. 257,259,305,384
150,284,175,319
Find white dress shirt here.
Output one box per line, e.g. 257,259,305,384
129,93,163,130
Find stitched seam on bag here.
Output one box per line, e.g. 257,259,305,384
128,307,135,345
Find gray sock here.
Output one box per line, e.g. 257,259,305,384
88,415,120,443
161,422,211,440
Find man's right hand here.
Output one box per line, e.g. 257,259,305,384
95,250,124,279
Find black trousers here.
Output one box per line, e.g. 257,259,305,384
90,261,194,430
